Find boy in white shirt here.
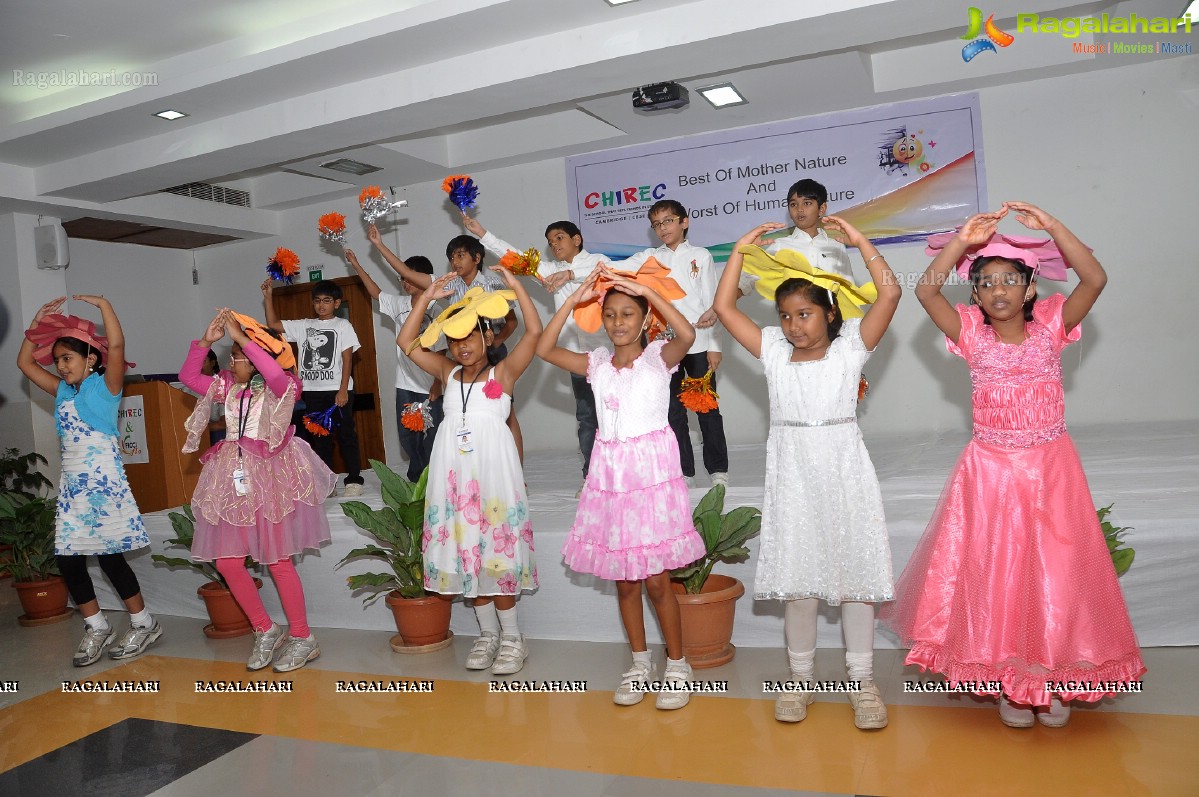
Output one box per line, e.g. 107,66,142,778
463,215,610,485
620,200,728,487
768,179,855,280
345,248,443,483
263,279,365,495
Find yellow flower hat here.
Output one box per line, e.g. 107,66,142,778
406,286,515,353
739,245,878,319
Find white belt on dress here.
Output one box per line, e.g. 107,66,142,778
771,416,856,428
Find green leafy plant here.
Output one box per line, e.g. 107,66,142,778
0,491,59,581
1097,503,1135,577
671,484,762,594
150,504,252,584
338,460,429,603
0,448,52,498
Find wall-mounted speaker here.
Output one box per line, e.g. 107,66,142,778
35,223,70,269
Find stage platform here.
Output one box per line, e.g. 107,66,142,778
91,420,1198,649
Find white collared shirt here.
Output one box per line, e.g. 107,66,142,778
618,239,720,355
766,227,855,281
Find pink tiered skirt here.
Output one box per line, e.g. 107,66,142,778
883,433,1145,705
191,435,336,564
563,428,704,581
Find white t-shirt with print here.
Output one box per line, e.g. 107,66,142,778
282,316,361,391
378,292,438,393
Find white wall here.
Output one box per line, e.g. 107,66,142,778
167,55,1199,469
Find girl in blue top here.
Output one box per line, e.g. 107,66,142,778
19,295,160,666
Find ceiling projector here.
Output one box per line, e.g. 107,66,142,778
632,82,689,111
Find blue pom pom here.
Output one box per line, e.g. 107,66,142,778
448,178,479,211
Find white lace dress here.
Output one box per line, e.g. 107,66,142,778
754,318,893,604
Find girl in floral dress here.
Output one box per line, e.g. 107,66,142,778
398,268,541,676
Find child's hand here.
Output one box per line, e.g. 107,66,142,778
822,216,867,248
461,213,485,238
707,351,722,372
345,249,360,267
696,307,718,329
222,309,249,345
423,273,456,301
71,294,109,308
543,270,572,293
31,296,66,325
489,264,519,290
1004,201,1059,233
202,312,226,345
367,224,382,246
957,209,1006,246
335,389,349,408
568,268,602,305
737,222,786,248
261,278,274,297
604,268,649,299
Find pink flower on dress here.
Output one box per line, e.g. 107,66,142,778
519,522,534,547
461,544,481,576
422,528,433,547
492,524,517,558
436,526,449,545
497,573,517,594
604,394,620,411
455,478,482,525
483,379,503,399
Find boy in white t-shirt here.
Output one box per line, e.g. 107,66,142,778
264,279,365,495
345,248,443,483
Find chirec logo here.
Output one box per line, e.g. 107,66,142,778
960,7,1015,62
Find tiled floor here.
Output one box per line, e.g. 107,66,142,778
1,586,1195,796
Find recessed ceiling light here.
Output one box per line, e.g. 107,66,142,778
698,84,746,108
320,158,382,176
154,109,188,121
605,0,639,6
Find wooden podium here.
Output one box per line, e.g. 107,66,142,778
121,381,208,513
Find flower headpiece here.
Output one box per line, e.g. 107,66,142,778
406,287,515,353
442,175,479,211
318,212,347,245
266,247,301,284
230,311,296,371
739,246,878,319
25,313,136,368
572,257,686,339
925,230,1080,281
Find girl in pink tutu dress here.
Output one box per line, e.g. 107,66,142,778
180,310,336,673
715,217,902,730
887,202,1145,728
537,264,705,711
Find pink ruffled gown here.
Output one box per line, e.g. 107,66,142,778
884,294,1144,705
563,339,705,580
180,341,336,564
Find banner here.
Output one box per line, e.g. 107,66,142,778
118,395,149,465
565,94,986,260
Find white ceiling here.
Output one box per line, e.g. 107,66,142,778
0,0,1188,240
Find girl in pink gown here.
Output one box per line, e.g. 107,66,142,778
885,202,1144,728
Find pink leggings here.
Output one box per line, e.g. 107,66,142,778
215,557,310,638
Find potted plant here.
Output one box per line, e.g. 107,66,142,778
151,504,260,638
0,448,53,581
0,490,72,626
670,484,762,668
339,460,452,652
1098,503,1135,577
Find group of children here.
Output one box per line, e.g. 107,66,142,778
17,177,1143,730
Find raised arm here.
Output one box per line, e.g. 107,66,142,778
601,267,695,367
225,312,294,397
916,210,1005,343
714,223,784,359
1004,201,1105,332
368,224,433,290
261,280,285,332
17,296,67,396
397,275,457,383
180,312,226,395
345,248,382,300
73,295,127,395
536,270,597,377
822,217,901,351
487,267,542,389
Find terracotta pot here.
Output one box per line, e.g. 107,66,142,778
672,574,745,669
14,576,73,626
198,578,262,639
386,591,453,647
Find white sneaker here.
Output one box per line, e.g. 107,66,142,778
343,483,364,497
613,660,656,706
465,632,500,670
847,681,888,729
108,620,163,660
656,659,692,710
73,625,115,667
273,634,320,672
491,634,528,676
247,623,286,671
999,694,1035,728
711,472,728,487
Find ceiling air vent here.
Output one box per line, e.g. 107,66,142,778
163,182,251,207
320,158,381,176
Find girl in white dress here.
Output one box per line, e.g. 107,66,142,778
713,218,901,729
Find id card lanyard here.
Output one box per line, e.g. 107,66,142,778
232,385,253,496
456,367,484,454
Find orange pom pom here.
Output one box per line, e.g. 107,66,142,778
679,370,719,413
358,185,385,204
272,248,300,275
498,248,542,278
858,375,869,402
401,411,426,432
442,174,470,193
317,212,346,235
302,416,331,437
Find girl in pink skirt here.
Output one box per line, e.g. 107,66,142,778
537,264,705,710
886,202,1145,728
180,309,336,673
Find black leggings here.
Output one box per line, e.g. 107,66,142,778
57,553,142,605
